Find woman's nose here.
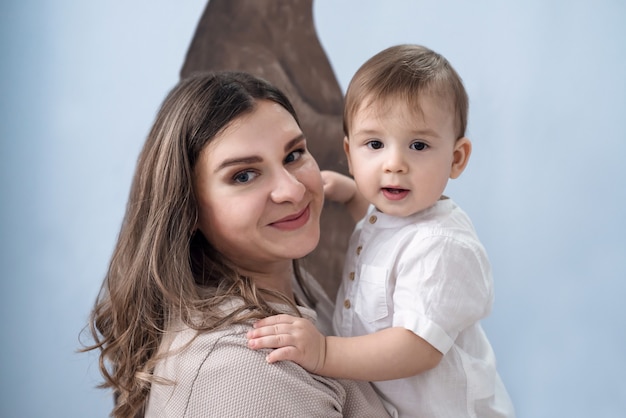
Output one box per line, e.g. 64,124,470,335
383,148,408,173
270,169,306,203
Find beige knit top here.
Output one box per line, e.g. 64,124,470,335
145,277,389,417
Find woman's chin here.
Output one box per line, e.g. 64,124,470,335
290,230,320,259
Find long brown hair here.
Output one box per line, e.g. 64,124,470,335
83,72,313,418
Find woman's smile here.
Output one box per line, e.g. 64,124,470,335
269,204,311,230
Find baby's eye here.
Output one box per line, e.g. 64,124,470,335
285,149,305,164
410,141,428,151
366,140,384,150
233,170,258,184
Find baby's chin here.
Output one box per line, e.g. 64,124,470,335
374,202,427,218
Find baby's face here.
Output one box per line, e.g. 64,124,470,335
344,94,467,217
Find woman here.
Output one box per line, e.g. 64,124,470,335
84,71,388,418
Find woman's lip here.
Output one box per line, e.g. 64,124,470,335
275,206,308,223
270,205,311,230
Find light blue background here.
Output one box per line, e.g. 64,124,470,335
1,1,624,417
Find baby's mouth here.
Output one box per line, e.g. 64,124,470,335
383,187,408,194
381,187,410,200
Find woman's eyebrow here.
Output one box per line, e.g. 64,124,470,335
214,134,305,173
284,134,305,151
214,156,262,173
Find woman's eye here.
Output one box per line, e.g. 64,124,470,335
410,141,428,151
366,140,384,150
285,149,304,164
233,170,258,184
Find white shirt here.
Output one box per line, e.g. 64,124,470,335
333,198,515,418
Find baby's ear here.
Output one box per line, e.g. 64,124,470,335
450,137,472,179
343,137,353,175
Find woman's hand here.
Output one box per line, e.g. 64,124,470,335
247,314,327,373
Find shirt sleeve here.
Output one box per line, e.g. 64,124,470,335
392,233,494,354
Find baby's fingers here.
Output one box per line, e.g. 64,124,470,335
252,314,297,328
247,332,295,350
265,346,300,364
247,321,291,340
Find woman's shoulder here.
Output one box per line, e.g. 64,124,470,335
148,322,344,417
147,320,388,417
146,323,255,416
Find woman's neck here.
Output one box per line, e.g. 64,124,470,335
237,261,296,303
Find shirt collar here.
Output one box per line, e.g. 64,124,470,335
363,197,455,229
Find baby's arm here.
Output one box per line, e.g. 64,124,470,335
247,315,442,381
321,170,369,222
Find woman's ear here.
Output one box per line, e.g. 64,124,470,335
450,137,472,179
343,137,353,176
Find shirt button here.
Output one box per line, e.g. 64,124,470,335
369,215,377,224
356,245,362,255
343,299,351,309
349,271,355,281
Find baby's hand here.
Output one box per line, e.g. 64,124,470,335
321,170,369,221
247,314,326,373
321,170,356,204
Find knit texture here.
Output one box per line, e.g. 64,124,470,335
146,307,388,417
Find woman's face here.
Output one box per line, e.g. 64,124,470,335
194,100,323,275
